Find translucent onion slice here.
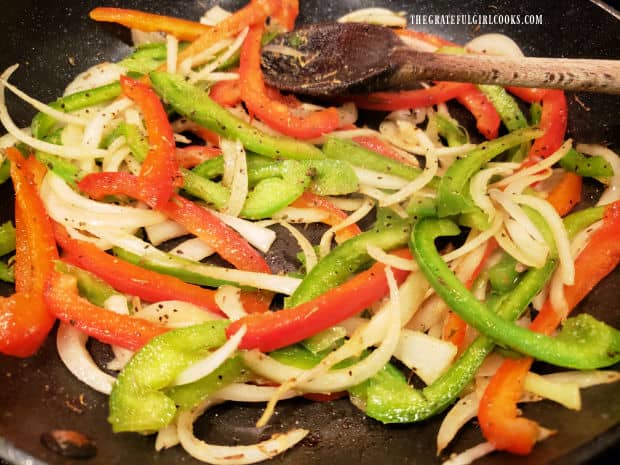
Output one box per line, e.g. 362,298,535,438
56,323,116,395
146,220,188,246
379,149,438,206
173,325,246,386
166,34,179,74
200,5,232,26
524,372,580,410
366,244,418,271
190,27,248,82
81,96,133,150
353,166,410,190
466,33,525,57
338,8,407,27
210,209,276,253
495,222,546,268
318,197,374,258
437,392,478,454
131,29,166,46
215,383,300,402
179,38,234,75
135,300,221,327
170,237,215,261
177,399,308,465
215,285,247,321
0,65,107,159
577,144,620,206
442,214,504,263
220,139,248,217
64,62,125,96
271,207,329,224
442,442,497,465
279,221,317,272
469,164,518,216
541,370,620,388
155,422,179,451
504,218,550,266
489,189,546,243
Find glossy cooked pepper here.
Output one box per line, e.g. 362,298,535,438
528,89,567,161
559,148,614,179
0,221,16,256
410,218,620,369
149,71,325,160
108,321,229,432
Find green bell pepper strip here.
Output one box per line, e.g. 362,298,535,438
108,321,229,433
119,42,188,74
34,129,82,185
149,71,324,160
559,148,614,179
437,128,543,217
0,221,16,257
406,195,438,220
31,81,122,140
434,113,468,147
165,356,249,410
54,261,119,308
113,247,243,289
410,218,620,369
478,85,528,132
287,220,411,307
530,102,543,126
0,260,13,283
0,159,10,185
322,137,433,185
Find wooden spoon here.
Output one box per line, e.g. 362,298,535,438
260,22,620,96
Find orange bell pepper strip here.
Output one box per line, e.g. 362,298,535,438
89,7,212,42
352,135,417,166
53,223,223,316
349,82,473,111
209,78,242,107
478,200,620,455
120,75,180,208
272,0,299,31
290,191,361,243
394,28,456,48
0,149,57,357
77,171,270,273
239,24,342,139
45,272,168,351
175,145,222,169
528,89,567,161
545,172,582,217
227,249,412,352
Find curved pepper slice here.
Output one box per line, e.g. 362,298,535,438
120,75,180,208
54,223,222,315
239,24,341,139
528,89,568,161
108,321,230,432
478,200,620,455
227,249,411,352
0,149,57,357
410,218,620,369
455,87,501,140
352,135,417,166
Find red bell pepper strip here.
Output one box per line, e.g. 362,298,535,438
45,272,167,351
0,149,57,357
478,200,620,455
77,171,270,273
455,87,501,140
209,78,242,107
290,191,361,243
394,28,457,48
120,75,180,208
528,89,567,161
272,0,299,31
227,249,412,352
442,239,498,349
175,145,222,168
349,82,473,112
239,24,342,139
352,135,417,166
545,172,582,217
89,7,212,42
53,223,223,315
505,86,548,103
175,0,279,69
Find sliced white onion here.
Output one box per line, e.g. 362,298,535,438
215,383,300,402
469,165,518,216
466,33,525,57
190,28,248,82
494,222,545,268
220,139,248,217
504,218,550,266
81,96,134,151
406,293,448,333
177,399,308,465
393,329,457,385
271,206,329,224
541,370,620,388
318,197,374,258
0,65,106,159
338,8,406,27
442,214,503,263
200,5,232,26
279,221,317,272
489,189,546,243
524,372,580,410
548,268,569,319
102,145,131,172
155,422,180,451
210,209,276,253
0,75,88,126
131,29,166,46
437,392,478,454
179,38,233,75
378,149,438,206
56,323,116,395
324,196,368,211
366,244,417,271
353,166,410,190
146,220,189,246
170,237,215,261
215,285,247,321
174,325,246,386
166,34,179,74
577,144,620,206
63,62,125,96
443,442,496,465
135,300,220,327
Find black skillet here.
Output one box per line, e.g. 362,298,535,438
0,1,619,464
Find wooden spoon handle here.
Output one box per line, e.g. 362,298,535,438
392,49,620,94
